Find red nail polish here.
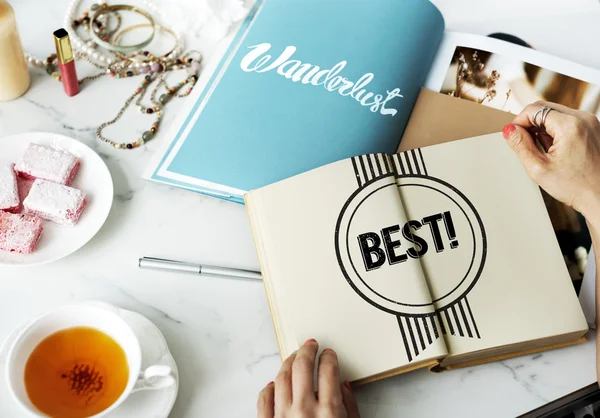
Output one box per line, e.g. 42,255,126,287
344,380,352,391
267,381,274,386
305,338,317,343
502,123,516,139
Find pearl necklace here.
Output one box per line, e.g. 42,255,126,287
24,54,46,69
64,0,112,65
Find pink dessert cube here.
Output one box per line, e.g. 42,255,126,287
0,211,43,254
23,179,87,226
0,165,19,213
14,143,80,185
17,178,34,205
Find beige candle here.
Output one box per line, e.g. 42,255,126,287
0,0,30,102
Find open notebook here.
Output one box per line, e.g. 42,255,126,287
245,133,588,383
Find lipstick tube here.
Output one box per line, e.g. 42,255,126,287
53,28,79,97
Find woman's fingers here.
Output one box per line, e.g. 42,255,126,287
317,348,343,406
275,353,296,414
341,380,361,418
263,344,358,417
503,124,549,183
292,339,319,405
512,100,581,139
257,382,275,418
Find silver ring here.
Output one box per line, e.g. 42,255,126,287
540,106,553,130
532,105,553,129
532,108,544,128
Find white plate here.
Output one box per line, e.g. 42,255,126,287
0,302,179,418
0,132,113,266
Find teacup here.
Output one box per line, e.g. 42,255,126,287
5,303,176,417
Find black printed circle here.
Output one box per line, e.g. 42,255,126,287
334,175,486,317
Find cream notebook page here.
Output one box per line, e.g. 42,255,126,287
393,134,587,358
247,134,588,381
247,156,448,382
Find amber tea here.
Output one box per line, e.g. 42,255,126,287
24,326,129,418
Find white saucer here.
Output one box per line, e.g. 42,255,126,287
0,132,114,266
0,302,179,418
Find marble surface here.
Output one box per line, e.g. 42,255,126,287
1,1,600,417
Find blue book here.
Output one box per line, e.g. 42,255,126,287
145,0,445,203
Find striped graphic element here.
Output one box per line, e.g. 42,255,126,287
349,151,481,363
350,154,394,187
391,149,428,177
436,297,481,339
397,314,445,362
393,150,482,343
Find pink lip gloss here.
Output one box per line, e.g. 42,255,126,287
53,28,79,97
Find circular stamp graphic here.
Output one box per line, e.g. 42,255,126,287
335,174,486,317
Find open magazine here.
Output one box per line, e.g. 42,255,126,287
144,0,599,281
145,0,600,204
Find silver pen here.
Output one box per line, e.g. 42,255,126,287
138,257,262,281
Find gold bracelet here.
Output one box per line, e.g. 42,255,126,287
113,23,178,62
90,5,155,54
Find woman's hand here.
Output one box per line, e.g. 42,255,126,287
505,101,600,383
503,100,600,219
257,339,360,418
